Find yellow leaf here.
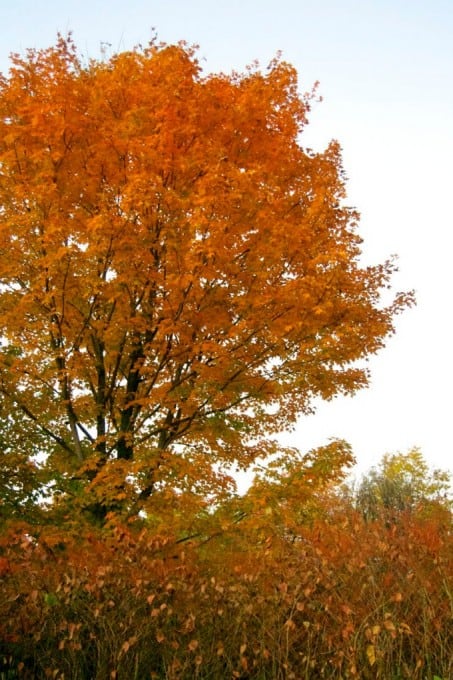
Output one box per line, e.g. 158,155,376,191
366,644,376,666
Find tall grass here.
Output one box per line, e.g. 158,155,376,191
1,507,451,679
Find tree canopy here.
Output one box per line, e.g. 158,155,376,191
0,36,413,520
353,448,452,521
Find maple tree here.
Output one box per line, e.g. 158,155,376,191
0,36,413,519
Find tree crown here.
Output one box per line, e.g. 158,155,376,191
0,36,413,519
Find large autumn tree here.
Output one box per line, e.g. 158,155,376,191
0,36,412,519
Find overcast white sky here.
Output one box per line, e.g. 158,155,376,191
1,0,452,477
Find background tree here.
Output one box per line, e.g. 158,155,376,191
0,36,413,519
353,448,452,522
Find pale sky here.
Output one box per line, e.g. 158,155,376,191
1,0,452,477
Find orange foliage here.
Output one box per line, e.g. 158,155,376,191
0,499,451,679
1,36,433,678
0,36,413,518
